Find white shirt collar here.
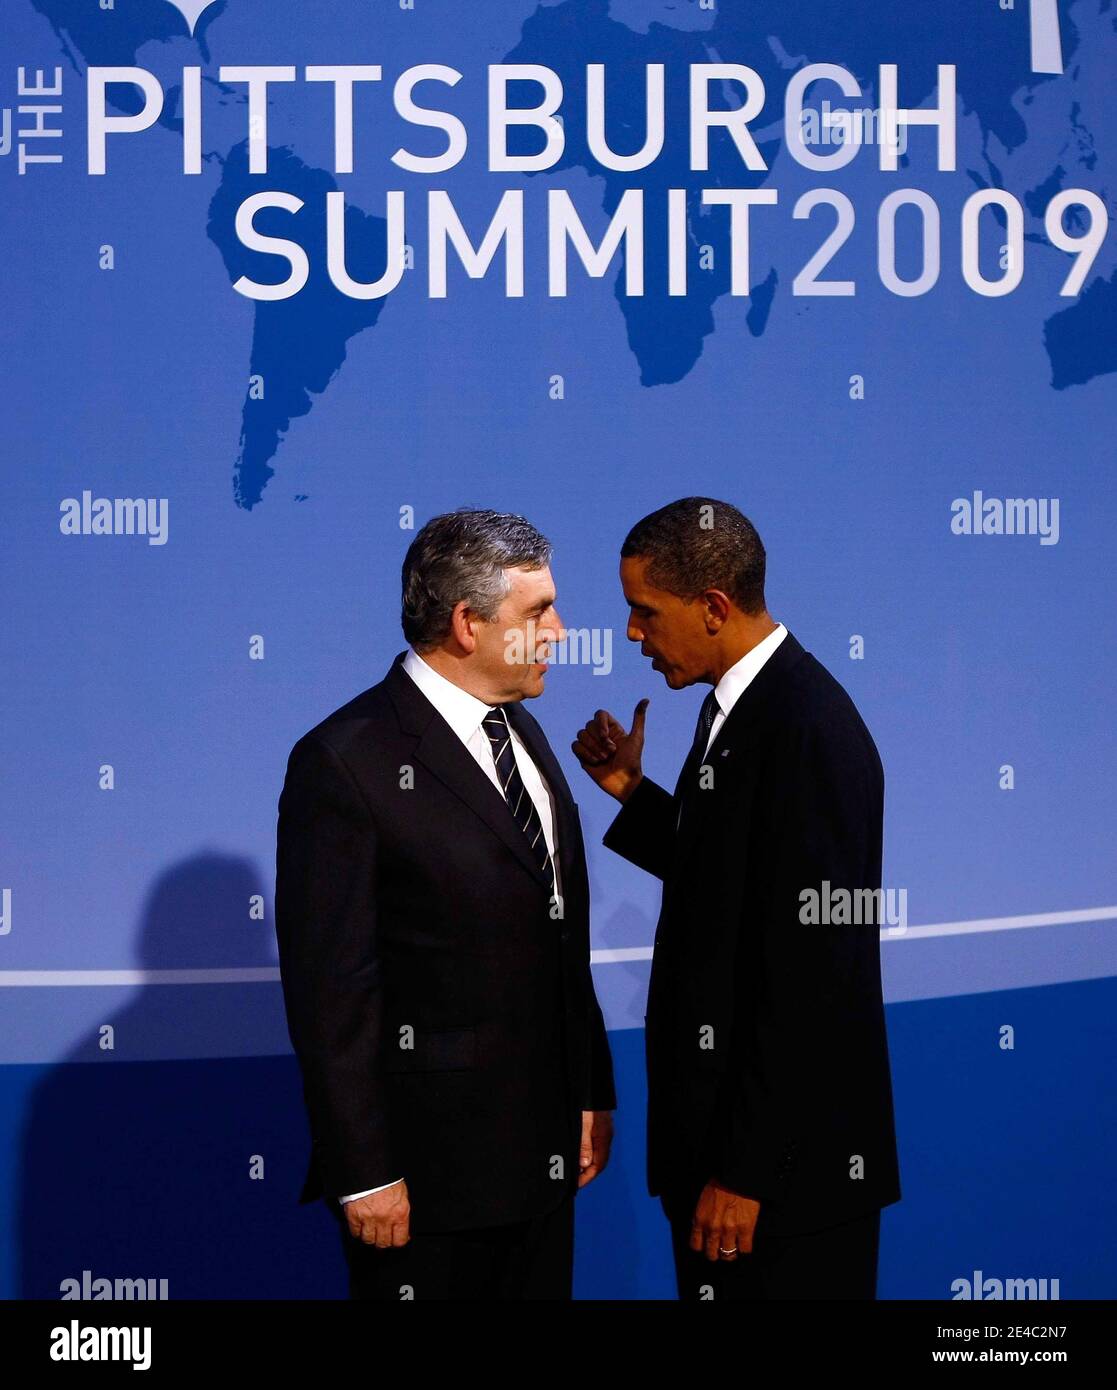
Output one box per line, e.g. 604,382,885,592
401,647,496,742
712,623,788,722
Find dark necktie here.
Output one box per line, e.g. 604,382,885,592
675,689,720,826
482,706,557,896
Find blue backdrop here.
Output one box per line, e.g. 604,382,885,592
2,0,1114,1299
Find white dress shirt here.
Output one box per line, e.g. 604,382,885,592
339,646,562,1206
702,623,788,756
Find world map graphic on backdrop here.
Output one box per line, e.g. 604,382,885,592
30,0,1117,507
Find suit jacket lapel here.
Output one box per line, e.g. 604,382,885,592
385,653,554,892
671,631,808,862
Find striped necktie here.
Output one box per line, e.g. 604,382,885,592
481,706,556,896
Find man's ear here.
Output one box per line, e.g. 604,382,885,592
702,589,732,632
449,600,478,653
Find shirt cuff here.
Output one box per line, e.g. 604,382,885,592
338,1179,403,1204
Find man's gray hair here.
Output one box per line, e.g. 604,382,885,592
401,509,553,649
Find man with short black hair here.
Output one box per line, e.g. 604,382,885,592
276,508,615,1300
573,496,900,1300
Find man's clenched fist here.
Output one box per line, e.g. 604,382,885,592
344,1180,411,1247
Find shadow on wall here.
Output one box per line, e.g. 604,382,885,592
16,852,346,1300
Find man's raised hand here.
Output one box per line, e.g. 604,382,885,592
571,699,649,803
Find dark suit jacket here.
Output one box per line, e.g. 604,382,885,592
274,651,615,1233
603,631,900,1235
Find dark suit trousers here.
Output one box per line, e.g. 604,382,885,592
331,1192,575,1301
661,1188,881,1301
